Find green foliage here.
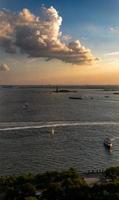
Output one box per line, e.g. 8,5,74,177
25,196,37,200
4,167,119,199
21,183,36,197
24,196,37,200
105,166,119,180
35,168,85,189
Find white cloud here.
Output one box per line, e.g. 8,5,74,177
104,51,119,56
109,26,119,32
0,6,99,65
62,34,72,41
0,63,10,71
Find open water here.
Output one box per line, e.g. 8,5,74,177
0,86,119,175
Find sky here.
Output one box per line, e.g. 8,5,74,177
0,0,119,85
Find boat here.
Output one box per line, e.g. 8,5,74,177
104,138,112,148
69,97,83,100
51,128,55,135
23,102,29,109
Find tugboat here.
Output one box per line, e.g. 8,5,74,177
104,138,112,149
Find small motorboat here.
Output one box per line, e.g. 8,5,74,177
104,138,112,148
23,102,29,109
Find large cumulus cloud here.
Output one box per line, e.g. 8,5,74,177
0,6,99,65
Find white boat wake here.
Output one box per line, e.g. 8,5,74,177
0,121,119,131
111,136,119,141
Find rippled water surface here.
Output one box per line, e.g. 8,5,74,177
0,86,119,175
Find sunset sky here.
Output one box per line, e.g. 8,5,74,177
0,0,119,85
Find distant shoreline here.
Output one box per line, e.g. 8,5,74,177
0,84,119,90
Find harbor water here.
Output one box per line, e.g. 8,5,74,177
0,86,119,175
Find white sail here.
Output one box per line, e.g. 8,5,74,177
52,128,55,135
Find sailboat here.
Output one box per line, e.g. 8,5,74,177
51,128,55,135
